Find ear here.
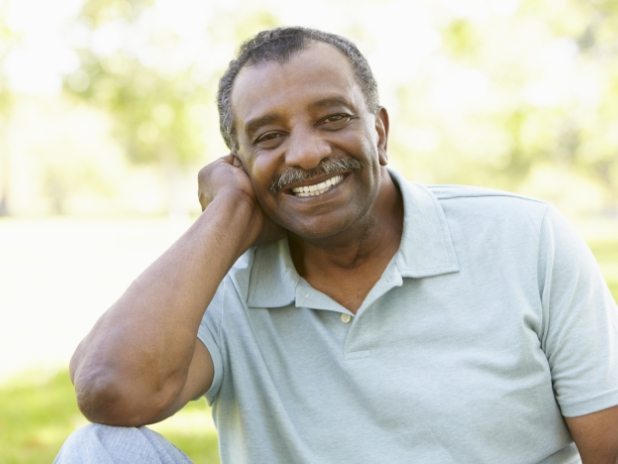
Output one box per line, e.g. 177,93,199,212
375,107,389,166
230,152,244,168
232,148,252,173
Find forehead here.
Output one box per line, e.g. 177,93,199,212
231,42,364,129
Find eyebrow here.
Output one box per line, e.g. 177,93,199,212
310,96,355,110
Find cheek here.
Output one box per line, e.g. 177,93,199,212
247,151,283,198
340,125,379,153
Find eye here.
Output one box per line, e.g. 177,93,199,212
254,131,285,149
317,113,357,129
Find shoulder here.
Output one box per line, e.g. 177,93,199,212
425,183,551,228
428,183,547,208
391,169,548,215
390,170,554,245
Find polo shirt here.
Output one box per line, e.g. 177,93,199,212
198,170,618,464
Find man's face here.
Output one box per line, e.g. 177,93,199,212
231,41,389,241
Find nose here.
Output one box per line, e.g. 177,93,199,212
285,128,331,170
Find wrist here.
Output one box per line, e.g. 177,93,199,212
200,191,263,255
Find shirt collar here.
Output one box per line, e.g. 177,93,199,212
247,239,300,307
246,169,460,308
389,169,460,278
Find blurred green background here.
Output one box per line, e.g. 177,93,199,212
1,0,617,462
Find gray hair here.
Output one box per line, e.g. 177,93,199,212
217,26,380,151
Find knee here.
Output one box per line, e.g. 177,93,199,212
54,423,140,463
54,423,190,464
65,422,135,443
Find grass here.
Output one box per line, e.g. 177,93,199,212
0,369,220,464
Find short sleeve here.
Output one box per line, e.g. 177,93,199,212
197,280,227,405
538,205,618,417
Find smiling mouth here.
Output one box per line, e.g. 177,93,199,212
291,175,344,197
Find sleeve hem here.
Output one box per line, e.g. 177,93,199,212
560,391,618,417
197,331,223,406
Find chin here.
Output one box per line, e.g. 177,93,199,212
285,217,358,242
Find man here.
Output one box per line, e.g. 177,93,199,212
56,27,618,463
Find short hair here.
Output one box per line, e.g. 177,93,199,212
217,26,380,151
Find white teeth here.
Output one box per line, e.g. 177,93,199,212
292,175,344,197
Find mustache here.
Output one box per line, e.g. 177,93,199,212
269,158,363,193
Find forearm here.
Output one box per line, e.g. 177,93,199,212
71,193,257,424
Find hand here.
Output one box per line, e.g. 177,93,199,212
197,154,284,247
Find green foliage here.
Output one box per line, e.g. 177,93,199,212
0,370,219,464
2,0,616,215
0,371,79,464
443,19,479,59
58,2,284,216
0,9,15,115
64,36,207,169
64,0,280,173
79,0,155,27
0,10,15,216
392,0,618,212
66,49,205,166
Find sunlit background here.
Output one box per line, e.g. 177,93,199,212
1,0,617,461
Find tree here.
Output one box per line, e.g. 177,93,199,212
390,0,618,214
62,0,205,214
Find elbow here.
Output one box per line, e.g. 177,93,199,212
73,365,177,426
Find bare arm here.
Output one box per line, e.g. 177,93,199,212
71,155,279,426
566,405,618,464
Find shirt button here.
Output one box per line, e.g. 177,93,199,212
340,313,352,324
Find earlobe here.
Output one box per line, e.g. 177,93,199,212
375,107,390,166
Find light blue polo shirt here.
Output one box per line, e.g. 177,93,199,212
198,171,618,464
